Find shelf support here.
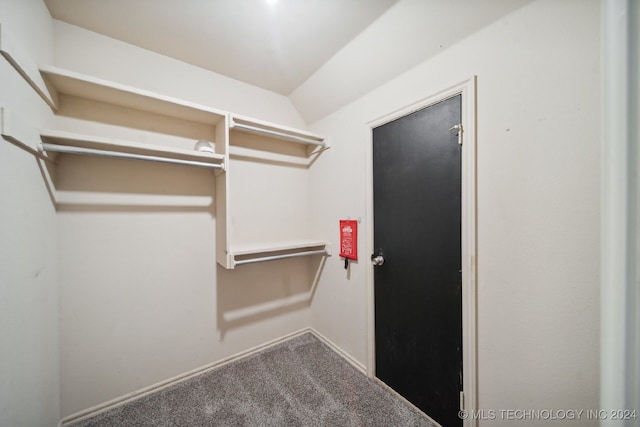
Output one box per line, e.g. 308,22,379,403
0,23,58,109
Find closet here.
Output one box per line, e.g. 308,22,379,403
1,41,330,269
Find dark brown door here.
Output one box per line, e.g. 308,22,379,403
373,95,462,426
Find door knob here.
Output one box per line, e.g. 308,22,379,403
371,250,385,266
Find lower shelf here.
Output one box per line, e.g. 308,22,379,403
230,240,331,267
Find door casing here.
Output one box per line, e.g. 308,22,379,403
365,77,478,427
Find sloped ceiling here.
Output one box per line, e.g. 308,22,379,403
44,0,398,95
45,0,532,123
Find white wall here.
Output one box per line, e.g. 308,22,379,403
308,0,600,424
51,23,319,416
0,1,59,426
290,0,534,124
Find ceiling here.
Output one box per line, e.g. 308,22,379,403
44,0,399,95
44,0,534,122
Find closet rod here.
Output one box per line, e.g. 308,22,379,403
234,249,328,266
39,143,224,170
230,120,325,147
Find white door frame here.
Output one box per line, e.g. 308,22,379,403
600,0,639,421
365,76,478,426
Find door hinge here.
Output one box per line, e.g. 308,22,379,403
460,391,465,411
449,124,463,145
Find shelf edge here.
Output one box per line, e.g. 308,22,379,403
39,65,227,124
230,240,329,256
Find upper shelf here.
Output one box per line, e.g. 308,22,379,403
40,65,227,126
230,114,326,147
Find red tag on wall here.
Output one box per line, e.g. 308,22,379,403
339,220,358,261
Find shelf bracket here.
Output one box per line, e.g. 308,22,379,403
0,23,58,109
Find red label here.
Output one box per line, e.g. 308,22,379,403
339,220,358,260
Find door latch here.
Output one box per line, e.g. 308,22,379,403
449,123,463,145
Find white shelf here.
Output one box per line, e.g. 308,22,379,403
230,240,330,267
231,240,329,256
33,66,331,269
40,129,225,166
40,65,226,126
217,114,328,268
230,114,326,148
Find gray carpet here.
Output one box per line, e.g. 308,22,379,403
70,332,435,426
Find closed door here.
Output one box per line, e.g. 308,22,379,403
373,95,462,427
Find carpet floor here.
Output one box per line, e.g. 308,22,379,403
69,332,436,426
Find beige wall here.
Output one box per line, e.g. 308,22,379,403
0,1,59,426
308,0,600,424
52,22,318,416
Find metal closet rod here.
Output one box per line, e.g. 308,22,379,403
230,120,325,147
39,143,224,170
234,249,328,266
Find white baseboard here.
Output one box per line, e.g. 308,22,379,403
58,327,367,426
306,327,367,374
58,328,313,427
